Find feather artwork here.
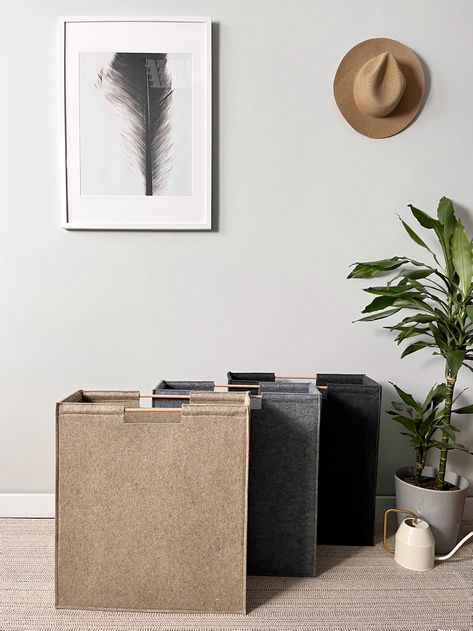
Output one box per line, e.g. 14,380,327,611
96,53,174,196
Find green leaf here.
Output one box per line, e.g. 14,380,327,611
440,424,456,440
363,292,428,314
452,221,473,297
364,285,417,297
391,415,417,432
401,315,437,324
400,218,434,253
394,297,434,312
401,341,430,358
348,257,407,279
433,441,473,455
422,384,446,411
357,308,401,322
421,386,436,411
446,350,466,376
428,323,444,348
437,197,457,250
467,306,473,323
453,404,473,415
390,383,421,411
431,384,447,407
409,205,439,230
453,387,468,404
398,268,435,281
420,413,439,436
395,327,429,344
362,295,398,313
437,197,455,225
445,423,461,432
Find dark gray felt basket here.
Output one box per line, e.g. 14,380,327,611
152,380,214,408
227,372,382,547
153,377,322,577
246,386,321,576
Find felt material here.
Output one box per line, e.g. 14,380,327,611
227,372,275,383
259,382,317,394
163,383,321,576
227,372,275,395
227,374,322,574
152,380,214,408
190,391,263,412
190,392,249,405
316,374,381,546
155,380,215,390
56,390,250,614
317,374,367,385
247,391,321,576
228,371,382,546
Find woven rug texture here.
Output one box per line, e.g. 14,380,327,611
1,519,472,631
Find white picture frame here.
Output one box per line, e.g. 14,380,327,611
60,16,212,230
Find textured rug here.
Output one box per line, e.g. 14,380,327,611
1,518,472,631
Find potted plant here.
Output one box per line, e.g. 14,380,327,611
386,383,470,553
348,197,473,553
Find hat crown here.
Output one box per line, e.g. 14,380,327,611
353,52,406,118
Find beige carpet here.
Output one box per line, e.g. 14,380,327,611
1,519,472,631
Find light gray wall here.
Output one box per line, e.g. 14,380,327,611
1,0,473,495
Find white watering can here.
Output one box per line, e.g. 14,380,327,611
384,508,473,571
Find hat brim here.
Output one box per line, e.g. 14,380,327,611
333,38,425,139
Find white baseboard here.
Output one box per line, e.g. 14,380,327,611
1,493,472,520
0,493,55,518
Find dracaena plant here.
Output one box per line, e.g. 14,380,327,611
387,383,471,486
349,197,473,489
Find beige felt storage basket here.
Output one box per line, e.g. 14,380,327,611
56,390,250,614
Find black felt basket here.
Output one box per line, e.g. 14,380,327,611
316,373,381,546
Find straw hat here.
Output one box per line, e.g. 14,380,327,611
333,38,425,138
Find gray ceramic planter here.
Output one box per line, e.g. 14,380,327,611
395,466,469,555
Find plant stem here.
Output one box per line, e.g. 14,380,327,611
436,371,457,489
415,448,423,485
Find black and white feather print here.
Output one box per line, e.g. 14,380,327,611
96,53,174,196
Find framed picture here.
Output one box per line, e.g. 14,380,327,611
60,16,211,230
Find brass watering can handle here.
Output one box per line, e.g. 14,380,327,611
383,508,419,554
